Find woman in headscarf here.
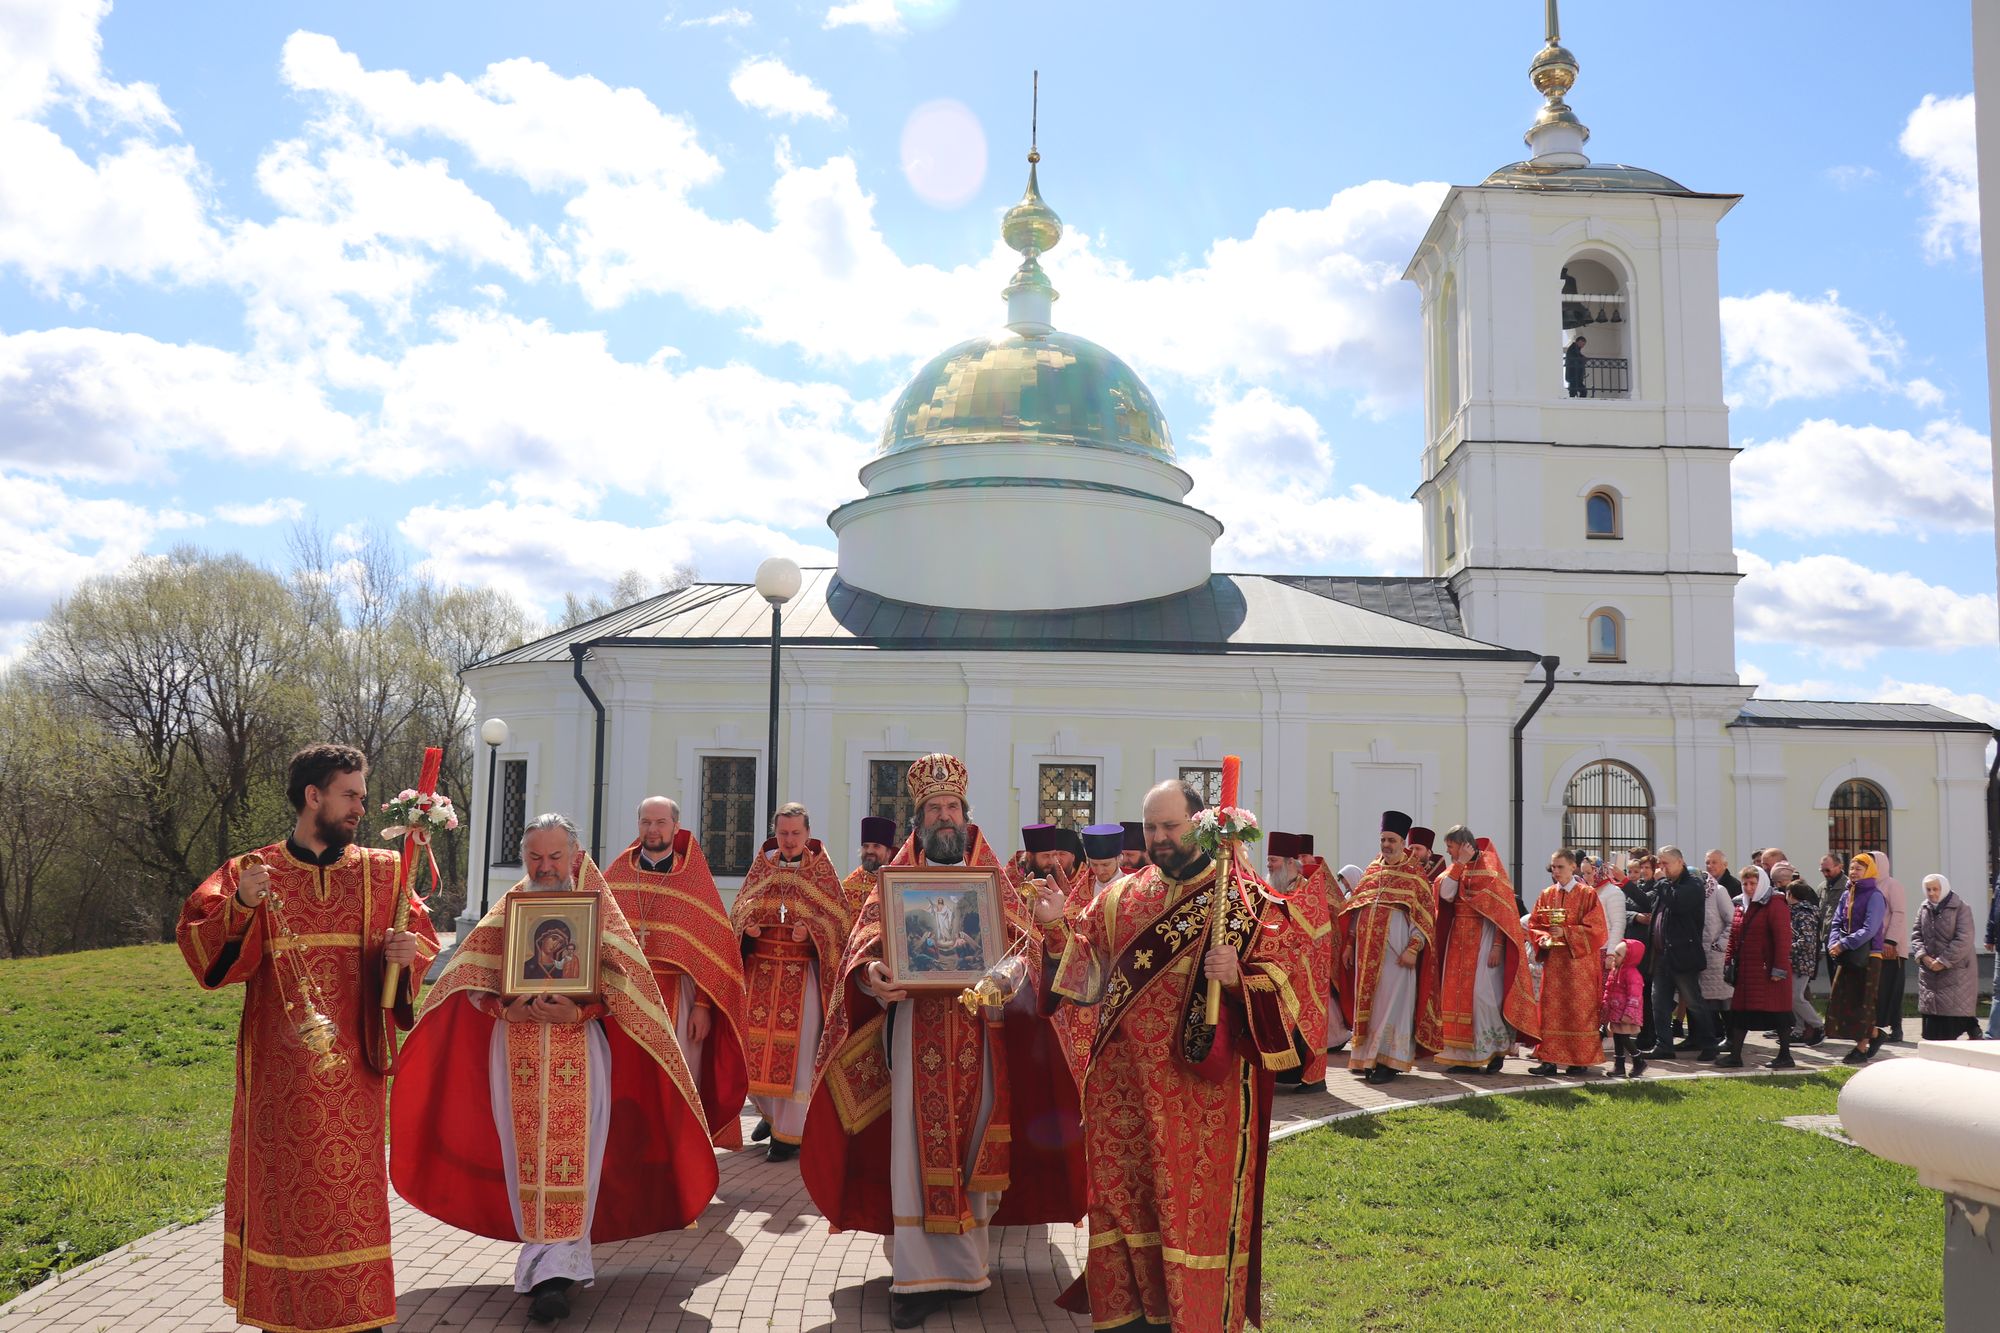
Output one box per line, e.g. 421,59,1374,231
1719,865,1795,1069
1825,853,1888,1064
1913,874,1981,1041
1871,851,1911,1044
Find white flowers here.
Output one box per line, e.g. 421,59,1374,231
381,789,459,840
1190,805,1262,857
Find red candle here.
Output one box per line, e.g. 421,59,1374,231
1220,755,1240,811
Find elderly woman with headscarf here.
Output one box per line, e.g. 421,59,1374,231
1719,865,1795,1069
1913,874,1980,1041
1826,853,1889,1063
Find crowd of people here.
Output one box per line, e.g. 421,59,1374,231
176,741,1994,1333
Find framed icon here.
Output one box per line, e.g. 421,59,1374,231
877,866,1006,989
500,891,602,999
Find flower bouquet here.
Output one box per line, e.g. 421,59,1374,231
380,787,460,842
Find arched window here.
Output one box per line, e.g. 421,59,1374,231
1558,255,1630,400
1562,761,1655,865
1588,609,1624,663
1827,779,1890,867
1585,489,1620,539
1444,505,1457,560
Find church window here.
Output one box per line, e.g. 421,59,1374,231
867,760,916,846
1038,763,1097,831
1827,779,1890,867
1585,489,1620,539
1444,506,1458,560
1588,610,1624,663
1562,761,1655,866
700,755,758,877
1178,765,1224,808
495,759,527,866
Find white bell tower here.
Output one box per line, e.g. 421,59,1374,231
1404,3,1743,686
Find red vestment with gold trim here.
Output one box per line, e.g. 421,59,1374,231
840,864,877,919
1338,855,1443,1069
1283,860,1335,1082
391,858,718,1243
1432,839,1540,1064
602,832,748,1147
730,839,850,1116
1527,881,1610,1066
178,842,438,1333
800,825,1085,1235
1042,854,1305,1333
1048,864,1119,1085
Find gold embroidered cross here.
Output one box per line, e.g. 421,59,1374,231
553,1154,578,1182
556,1059,581,1086
1134,949,1154,969
514,1059,536,1084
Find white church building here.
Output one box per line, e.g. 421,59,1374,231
461,20,1994,914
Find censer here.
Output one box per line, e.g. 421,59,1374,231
239,852,349,1078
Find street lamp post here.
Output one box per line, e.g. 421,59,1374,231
477,717,509,919
754,557,802,832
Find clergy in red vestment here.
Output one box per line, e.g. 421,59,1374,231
1432,827,1540,1074
1266,832,1332,1093
842,815,898,918
802,754,1085,1330
601,796,749,1150
391,815,716,1326
1338,811,1443,1085
729,802,850,1162
1047,823,1130,1085
178,743,437,1333
1525,847,1611,1075
1298,835,1352,1054
1035,778,1308,1333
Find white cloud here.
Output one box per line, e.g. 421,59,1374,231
1899,93,1978,261
0,473,202,657
822,0,908,33
0,0,172,127
1733,416,1992,537
0,327,365,479
678,7,752,27
214,497,306,526
279,32,720,193
399,501,832,611
1745,668,2000,729
1718,289,1935,408
729,57,839,123
1184,386,1421,573
1736,550,1998,654
1824,164,1877,190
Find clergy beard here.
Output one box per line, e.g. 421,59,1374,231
860,853,883,874
920,818,966,865
641,834,670,854
313,809,356,855
1270,864,1299,893
1151,840,1203,879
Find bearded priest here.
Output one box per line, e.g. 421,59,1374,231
1339,810,1443,1085
601,796,749,1149
1035,779,1307,1333
843,815,898,917
391,814,717,1326
1267,831,1333,1093
729,802,851,1163
178,743,437,1333
802,754,1085,1329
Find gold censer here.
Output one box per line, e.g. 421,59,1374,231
238,853,350,1079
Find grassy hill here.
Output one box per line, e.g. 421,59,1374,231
0,944,239,1301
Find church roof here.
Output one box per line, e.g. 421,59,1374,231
1733,700,1993,733
472,570,1530,669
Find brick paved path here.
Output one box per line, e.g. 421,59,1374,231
0,1032,1881,1333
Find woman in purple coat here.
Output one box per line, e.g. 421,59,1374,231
1826,853,1889,1064
1720,867,1795,1070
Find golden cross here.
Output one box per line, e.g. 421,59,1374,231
513,1059,536,1083
553,1154,578,1182
556,1059,580,1086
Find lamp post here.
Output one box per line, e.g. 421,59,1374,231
477,717,509,919
754,557,802,832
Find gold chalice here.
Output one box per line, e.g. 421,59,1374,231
1539,905,1570,949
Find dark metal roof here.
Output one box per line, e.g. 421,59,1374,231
1733,700,1994,733
472,571,1524,669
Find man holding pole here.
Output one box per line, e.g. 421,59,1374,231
1035,770,1306,1332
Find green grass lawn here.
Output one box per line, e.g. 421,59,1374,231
0,944,240,1301
1263,1071,1939,1332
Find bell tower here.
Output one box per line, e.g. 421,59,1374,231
1403,2,1743,686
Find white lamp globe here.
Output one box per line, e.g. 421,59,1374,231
754,556,803,606
480,717,510,748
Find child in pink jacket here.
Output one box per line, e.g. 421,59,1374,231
1602,939,1648,1079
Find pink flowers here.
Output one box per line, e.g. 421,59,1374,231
380,788,459,843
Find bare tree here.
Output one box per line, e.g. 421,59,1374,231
554,564,697,632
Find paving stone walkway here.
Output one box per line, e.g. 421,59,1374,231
0,1032,1889,1333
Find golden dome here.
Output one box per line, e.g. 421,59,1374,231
878,330,1175,460
1480,160,1700,194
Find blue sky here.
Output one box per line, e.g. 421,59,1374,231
1,0,1993,719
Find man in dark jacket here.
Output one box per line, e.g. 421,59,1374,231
1820,853,1850,992
1706,849,1741,904
1624,851,1659,1052
1652,846,1721,1060
1564,334,1588,397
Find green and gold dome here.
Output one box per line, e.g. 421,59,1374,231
876,149,1176,461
